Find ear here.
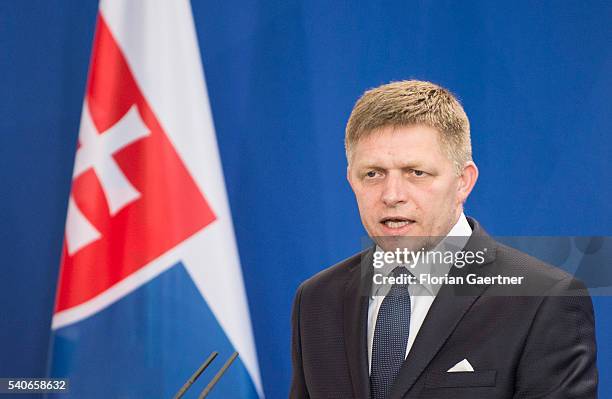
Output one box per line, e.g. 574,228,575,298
347,165,355,190
457,161,478,204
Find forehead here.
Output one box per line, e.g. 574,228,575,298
351,125,448,166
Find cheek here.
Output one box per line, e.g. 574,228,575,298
355,187,378,205
431,180,459,202
358,195,378,216
411,184,437,209
417,183,457,218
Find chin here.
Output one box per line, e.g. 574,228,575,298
374,234,431,253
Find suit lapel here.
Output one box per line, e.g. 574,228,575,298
390,220,498,398
343,248,374,399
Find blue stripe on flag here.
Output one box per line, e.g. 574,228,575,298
48,262,259,398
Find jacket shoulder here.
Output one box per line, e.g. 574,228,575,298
492,241,588,294
298,248,369,294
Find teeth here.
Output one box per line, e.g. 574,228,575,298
384,220,411,228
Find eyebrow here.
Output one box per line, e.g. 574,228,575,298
356,161,423,170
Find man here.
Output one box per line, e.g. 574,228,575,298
290,80,597,398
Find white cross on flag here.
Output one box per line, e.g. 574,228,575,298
66,103,149,254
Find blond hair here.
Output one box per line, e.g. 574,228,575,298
345,80,471,174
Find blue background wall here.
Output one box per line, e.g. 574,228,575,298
1,1,610,397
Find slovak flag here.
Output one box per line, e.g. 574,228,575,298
48,1,263,398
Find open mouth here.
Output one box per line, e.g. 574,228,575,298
380,217,415,229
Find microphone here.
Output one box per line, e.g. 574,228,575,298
173,352,218,399
197,352,239,399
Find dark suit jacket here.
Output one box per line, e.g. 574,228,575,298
290,218,597,398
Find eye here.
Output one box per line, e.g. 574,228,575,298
364,170,382,179
410,169,426,177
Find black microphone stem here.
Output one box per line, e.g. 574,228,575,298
198,352,239,399
173,351,218,399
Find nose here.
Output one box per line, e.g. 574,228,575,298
381,173,408,207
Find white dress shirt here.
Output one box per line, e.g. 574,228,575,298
367,213,473,373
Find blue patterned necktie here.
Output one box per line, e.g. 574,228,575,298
370,266,411,399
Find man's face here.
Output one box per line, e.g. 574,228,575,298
347,125,476,251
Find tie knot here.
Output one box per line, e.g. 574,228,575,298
391,266,409,280
389,267,411,296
